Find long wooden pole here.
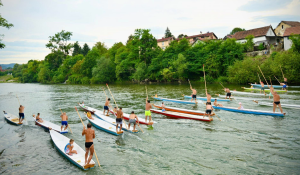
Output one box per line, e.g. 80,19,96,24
274,76,281,84
188,79,192,88
257,72,262,82
106,84,128,129
280,65,284,78
203,65,207,92
258,66,268,85
60,108,73,134
75,107,101,167
219,82,225,89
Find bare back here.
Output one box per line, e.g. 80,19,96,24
206,104,212,110
260,82,264,87
105,100,109,106
83,128,95,142
116,110,123,119
19,106,24,113
226,89,230,93
146,103,151,110
207,94,211,102
61,114,68,121
273,93,280,102
192,89,197,95
129,114,137,119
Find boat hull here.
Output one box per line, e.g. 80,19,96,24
153,97,196,104
85,115,121,136
252,84,283,89
152,104,212,116
33,116,68,134
3,112,22,126
213,106,285,117
151,109,212,122
109,110,154,125
184,96,231,102
243,88,286,93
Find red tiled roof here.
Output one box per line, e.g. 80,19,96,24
184,32,216,39
283,26,300,36
282,21,300,27
232,26,271,40
157,37,173,42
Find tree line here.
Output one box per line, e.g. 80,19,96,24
11,29,300,84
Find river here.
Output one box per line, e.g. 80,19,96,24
0,83,300,174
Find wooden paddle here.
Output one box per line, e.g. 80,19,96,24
258,66,269,86
102,87,113,112
203,65,207,92
188,79,192,89
75,107,101,167
274,76,281,84
106,84,128,129
219,82,225,89
257,72,262,83
59,108,73,134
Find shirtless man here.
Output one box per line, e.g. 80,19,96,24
271,91,283,113
145,97,152,123
103,98,111,116
19,105,25,124
190,87,197,103
260,81,265,95
61,112,68,131
206,90,211,105
206,102,213,119
128,111,139,131
224,88,231,99
283,77,288,85
213,99,223,107
116,107,124,132
82,123,95,166
33,113,43,123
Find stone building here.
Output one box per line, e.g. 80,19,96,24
274,21,300,36
283,26,300,50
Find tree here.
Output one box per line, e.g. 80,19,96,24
165,27,173,38
230,27,245,35
46,30,73,55
244,35,254,52
45,50,65,70
92,57,116,83
172,54,188,80
289,34,300,53
0,0,14,49
81,43,90,56
81,47,99,77
72,41,81,56
94,42,108,55
178,34,187,38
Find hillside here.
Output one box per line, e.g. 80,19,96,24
0,63,16,69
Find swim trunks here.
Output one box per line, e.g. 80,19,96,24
145,110,151,116
226,93,231,97
274,101,280,105
162,108,166,112
129,119,136,124
85,142,93,148
192,95,197,99
104,106,109,110
269,92,273,97
283,85,287,88
206,109,212,114
261,87,265,90
62,121,68,126
116,118,122,124
19,113,24,119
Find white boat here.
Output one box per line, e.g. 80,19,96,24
231,91,266,96
49,130,95,170
253,101,300,109
150,109,213,122
3,111,22,126
33,115,68,134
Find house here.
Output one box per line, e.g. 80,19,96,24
223,34,233,40
232,26,279,46
0,65,2,72
182,32,218,45
157,37,174,50
283,26,300,50
274,21,300,36
191,38,205,47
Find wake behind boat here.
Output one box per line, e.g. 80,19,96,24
50,130,95,170
183,95,231,102
213,105,285,117
33,115,68,134
153,97,197,104
152,104,213,116
3,111,22,126
150,109,213,122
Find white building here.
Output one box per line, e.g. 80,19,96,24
283,26,300,50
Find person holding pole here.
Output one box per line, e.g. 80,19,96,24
18,105,25,124
188,80,197,103
258,74,265,95
116,107,124,133
82,123,95,166
145,96,152,123
128,111,139,132
60,112,69,131
103,97,111,116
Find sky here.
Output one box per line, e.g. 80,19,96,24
0,0,300,64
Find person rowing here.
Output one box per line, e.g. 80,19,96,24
33,113,43,123
224,88,231,99
213,99,223,107
61,112,68,131
116,107,124,133
82,123,95,166
128,111,139,131
267,84,283,113
145,97,152,123
19,105,25,124
190,86,197,103
86,111,94,120
238,102,244,110
103,97,111,116
205,102,213,119
64,139,77,155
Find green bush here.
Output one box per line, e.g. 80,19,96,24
81,77,90,84
258,43,265,51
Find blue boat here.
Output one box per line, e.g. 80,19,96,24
3,111,22,126
213,105,285,117
153,97,197,104
183,96,231,102
251,84,283,89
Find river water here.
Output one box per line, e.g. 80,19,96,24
0,83,300,175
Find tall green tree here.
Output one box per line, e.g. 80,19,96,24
72,41,82,56
289,34,300,53
45,30,73,55
81,47,100,77
92,57,116,83
94,42,108,55
81,43,90,56
230,27,246,35
164,27,173,38
178,34,187,38
0,0,14,49
244,35,254,52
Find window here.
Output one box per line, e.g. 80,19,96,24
162,47,165,50
162,42,164,46
282,25,283,29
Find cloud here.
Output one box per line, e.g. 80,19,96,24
239,0,293,12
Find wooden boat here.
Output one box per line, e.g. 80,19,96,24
78,103,96,114
33,115,68,134
3,111,22,126
251,84,283,89
212,105,285,117
109,110,155,125
242,87,286,93
84,113,123,136
79,104,138,133
150,109,213,121
253,100,300,109
49,130,95,170
153,97,197,104
183,95,231,102
152,104,213,116
231,91,266,96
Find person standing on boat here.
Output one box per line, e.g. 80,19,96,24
82,123,95,166
190,87,197,103
116,107,124,132
64,139,77,155
260,81,266,95
145,97,152,123
224,88,231,99
61,112,68,131
128,111,139,131
103,97,111,116
284,77,288,85
205,102,213,119
271,91,283,113
18,105,25,124
238,102,244,110
206,90,211,104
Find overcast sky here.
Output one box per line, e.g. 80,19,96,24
0,0,299,64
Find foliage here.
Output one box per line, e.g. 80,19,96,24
72,41,82,56
45,30,73,55
289,34,300,53
94,42,108,55
244,35,254,52
164,27,173,38
81,43,90,56
0,0,14,49
178,34,187,38
230,27,245,35
258,43,265,51
172,54,188,80
92,56,116,83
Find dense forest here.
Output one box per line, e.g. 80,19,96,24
11,29,300,84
